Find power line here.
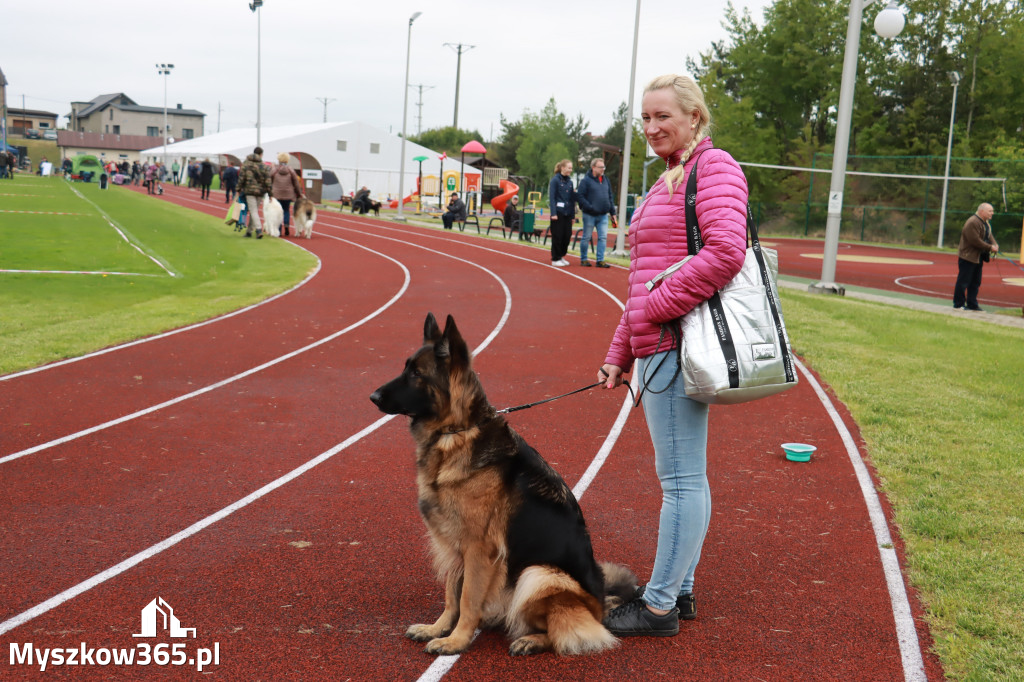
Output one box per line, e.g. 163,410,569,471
315,97,336,123
408,84,434,135
443,43,475,129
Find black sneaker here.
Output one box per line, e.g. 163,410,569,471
580,260,592,267
603,597,678,637
596,261,611,268
965,305,984,311
635,585,697,621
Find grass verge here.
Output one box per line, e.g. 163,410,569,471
781,288,1023,681
0,176,317,375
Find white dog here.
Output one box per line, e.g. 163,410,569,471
292,196,317,239
262,195,283,237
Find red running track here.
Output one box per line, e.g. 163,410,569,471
0,184,943,680
765,237,1024,309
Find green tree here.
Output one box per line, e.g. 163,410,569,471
408,126,484,156
514,98,577,195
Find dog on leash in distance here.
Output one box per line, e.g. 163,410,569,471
262,194,283,237
370,313,636,656
292,196,316,239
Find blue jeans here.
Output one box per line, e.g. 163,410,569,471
636,349,711,610
580,213,608,263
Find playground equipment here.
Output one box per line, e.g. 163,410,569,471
489,178,520,214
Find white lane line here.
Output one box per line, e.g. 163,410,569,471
64,182,178,278
794,358,926,682
0,239,397,464
0,269,157,276
0,231,516,636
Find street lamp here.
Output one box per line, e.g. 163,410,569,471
810,0,905,295
444,43,476,130
156,63,174,175
937,71,961,248
612,0,642,257
250,0,263,147
397,11,422,223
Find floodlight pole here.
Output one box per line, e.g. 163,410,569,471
612,0,641,257
810,0,904,294
250,0,264,147
397,11,423,223
156,63,174,173
936,72,960,248
444,43,475,130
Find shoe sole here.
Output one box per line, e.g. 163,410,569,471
607,627,679,638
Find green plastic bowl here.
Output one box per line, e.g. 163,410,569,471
782,443,816,462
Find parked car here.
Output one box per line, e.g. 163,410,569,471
25,129,40,139
42,130,57,141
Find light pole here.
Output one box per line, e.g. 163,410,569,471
612,0,642,257
249,0,263,147
156,63,174,174
444,43,475,130
937,71,960,249
397,11,422,223
810,0,905,295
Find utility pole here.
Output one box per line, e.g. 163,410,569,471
315,97,336,123
408,84,434,135
443,43,475,130
217,101,222,133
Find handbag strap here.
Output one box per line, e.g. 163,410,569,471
682,150,796,388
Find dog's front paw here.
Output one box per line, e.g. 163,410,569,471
406,623,449,642
424,635,470,655
509,634,549,656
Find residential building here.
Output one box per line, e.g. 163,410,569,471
68,93,204,141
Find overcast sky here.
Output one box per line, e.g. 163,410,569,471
6,0,772,142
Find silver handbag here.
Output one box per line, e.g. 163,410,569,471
646,152,797,405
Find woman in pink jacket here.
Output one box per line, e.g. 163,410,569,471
600,74,748,638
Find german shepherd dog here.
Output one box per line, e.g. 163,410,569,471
370,313,635,656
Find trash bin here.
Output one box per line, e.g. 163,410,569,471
99,173,109,190
520,210,535,240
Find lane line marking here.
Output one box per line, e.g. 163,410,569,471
794,357,926,682
0,239,400,464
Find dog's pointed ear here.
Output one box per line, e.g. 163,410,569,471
423,313,442,344
440,315,470,368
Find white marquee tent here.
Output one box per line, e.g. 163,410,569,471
139,121,479,205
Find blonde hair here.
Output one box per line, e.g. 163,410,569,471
644,74,712,194
277,152,290,164
553,159,572,174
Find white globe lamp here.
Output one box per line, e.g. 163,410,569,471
874,3,906,39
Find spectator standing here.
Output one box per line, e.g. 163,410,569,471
144,163,158,194
953,202,999,311
271,153,304,236
199,159,214,200
548,159,576,266
576,158,616,268
441,191,467,229
172,160,181,185
237,147,271,238
599,74,748,638
222,164,239,204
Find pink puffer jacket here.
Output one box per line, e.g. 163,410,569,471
605,137,748,372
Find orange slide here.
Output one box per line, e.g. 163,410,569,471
388,193,417,209
489,179,520,214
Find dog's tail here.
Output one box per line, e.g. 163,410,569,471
600,562,639,613
507,566,618,656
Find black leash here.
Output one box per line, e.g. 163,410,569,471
496,380,604,414
496,369,637,414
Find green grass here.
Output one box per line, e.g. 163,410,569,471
0,176,317,374
781,288,1024,681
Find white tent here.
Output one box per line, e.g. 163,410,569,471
139,121,478,204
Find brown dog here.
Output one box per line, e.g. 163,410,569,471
370,313,635,656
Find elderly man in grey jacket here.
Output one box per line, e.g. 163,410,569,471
576,158,616,268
